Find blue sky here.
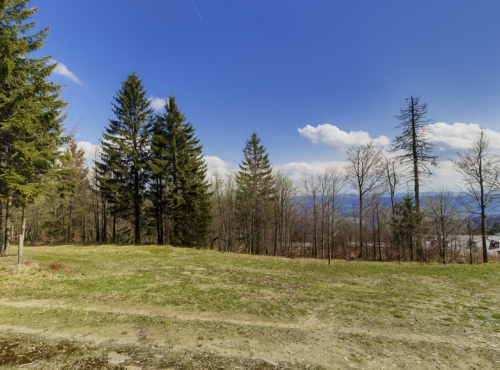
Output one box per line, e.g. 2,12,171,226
33,0,500,187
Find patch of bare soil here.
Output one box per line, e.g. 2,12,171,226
1,299,499,369
0,332,289,370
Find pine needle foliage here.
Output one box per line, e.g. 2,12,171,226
392,194,422,262
151,95,210,247
0,0,72,254
98,72,153,245
236,132,275,255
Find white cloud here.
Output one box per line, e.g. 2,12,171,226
428,160,464,190
149,96,167,111
299,122,500,153
298,124,390,148
275,161,346,181
77,141,101,162
205,156,233,177
275,159,465,192
426,122,500,149
50,59,81,85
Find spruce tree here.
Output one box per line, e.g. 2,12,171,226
98,72,153,245
236,132,275,255
151,95,210,247
63,141,89,243
0,0,71,259
392,194,422,262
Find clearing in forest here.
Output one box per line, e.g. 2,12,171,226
0,244,499,369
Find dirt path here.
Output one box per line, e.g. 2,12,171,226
1,298,498,369
0,298,482,346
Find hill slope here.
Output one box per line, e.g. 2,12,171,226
0,245,499,369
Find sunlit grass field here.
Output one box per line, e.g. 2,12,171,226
1,244,499,369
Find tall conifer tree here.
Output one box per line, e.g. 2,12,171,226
98,72,153,245
236,132,275,255
151,95,210,247
0,0,71,259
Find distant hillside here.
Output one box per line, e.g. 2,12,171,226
296,192,500,223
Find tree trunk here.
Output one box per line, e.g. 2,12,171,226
62,214,65,243
134,168,140,245
359,195,364,261
377,216,382,261
401,235,405,261
469,237,473,265
95,200,100,242
4,192,12,255
273,215,278,256
328,216,332,266
113,211,116,243
410,96,423,261
480,178,488,263
157,209,161,245
440,222,446,265
313,198,318,259
68,203,72,243
18,205,27,266
409,235,413,262
102,200,107,243
372,213,376,262
321,201,325,260
82,212,86,243
0,200,3,254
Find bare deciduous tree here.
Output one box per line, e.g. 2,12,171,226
453,130,497,263
325,165,346,264
301,173,320,259
424,188,462,265
346,142,386,260
383,156,402,217
273,170,296,256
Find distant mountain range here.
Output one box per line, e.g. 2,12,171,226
296,192,500,224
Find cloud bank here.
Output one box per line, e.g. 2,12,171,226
74,141,466,191
202,155,461,190
50,59,81,85
275,161,346,180
298,124,390,148
300,122,500,153
426,122,500,149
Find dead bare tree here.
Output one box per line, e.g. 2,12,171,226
392,96,437,260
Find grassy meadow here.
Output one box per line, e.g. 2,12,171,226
0,244,499,369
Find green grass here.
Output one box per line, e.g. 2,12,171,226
1,244,500,369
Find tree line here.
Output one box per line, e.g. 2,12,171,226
1,1,500,265
208,99,500,265
0,1,211,257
